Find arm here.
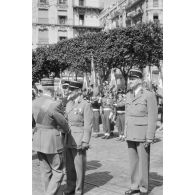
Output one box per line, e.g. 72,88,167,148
52,102,69,133
146,92,158,141
82,102,93,144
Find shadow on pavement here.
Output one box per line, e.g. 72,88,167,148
84,171,113,193
148,172,163,193
87,160,102,171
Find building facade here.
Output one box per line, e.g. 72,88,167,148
32,0,104,49
99,0,128,31
125,0,163,26
99,0,163,30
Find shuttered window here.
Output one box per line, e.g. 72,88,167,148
153,0,159,7
38,9,48,24
38,29,49,44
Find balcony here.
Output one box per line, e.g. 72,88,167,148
37,1,49,9
38,38,49,44
126,7,143,18
73,5,103,13
38,18,49,24
125,0,144,12
57,3,68,10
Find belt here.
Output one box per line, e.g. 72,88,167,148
103,108,112,111
117,111,125,114
36,124,54,129
93,109,100,111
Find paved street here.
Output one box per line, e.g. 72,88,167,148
32,127,163,195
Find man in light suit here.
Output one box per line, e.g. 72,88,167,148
64,81,93,195
32,79,69,195
124,68,158,195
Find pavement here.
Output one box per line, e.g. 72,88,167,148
32,126,163,195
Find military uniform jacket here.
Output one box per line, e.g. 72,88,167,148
102,97,114,110
125,89,158,142
32,95,69,154
65,96,93,149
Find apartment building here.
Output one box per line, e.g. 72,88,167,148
126,0,163,26
99,0,128,30
99,0,163,30
32,0,104,49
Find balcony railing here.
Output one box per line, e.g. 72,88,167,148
37,1,49,8
38,38,49,44
57,3,68,10
38,18,49,24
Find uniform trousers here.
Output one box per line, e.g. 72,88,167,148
101,110,111,134
65,148,86,195
116,113,125,136
127,141,150,193
92,110,100,133
37,152,64,195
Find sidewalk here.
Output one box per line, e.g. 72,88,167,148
32,128,163,195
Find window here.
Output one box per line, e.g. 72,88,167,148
40,0,47,3
79,0,84,6
153,14,159,22
38,9,48,24
79,14,84,25
38,29,48,44
58,16,67,24
58,0,67,4
59,36,67,41
153,0,159,7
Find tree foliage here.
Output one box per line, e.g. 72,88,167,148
32,22,163,85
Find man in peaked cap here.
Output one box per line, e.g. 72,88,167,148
124,68,158,195
32,78,69,195
64,80,93,195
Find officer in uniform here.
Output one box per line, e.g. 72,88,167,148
64,81,93,195
32,78,69,195
101,91,114,139
114,89,126,141
124,68,158,195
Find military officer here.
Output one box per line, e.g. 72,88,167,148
32,79,69,195
64,81,93,195
124,68,158,195
114,89,126,141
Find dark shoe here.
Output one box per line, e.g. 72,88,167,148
116,137,122,141
101,135,107,139
64,189,75,195
121,137,125,142
92,133,99,138
125,189,140,195
110,132,114,136
140,192,148,195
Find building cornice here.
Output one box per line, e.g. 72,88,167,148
73,5,103,12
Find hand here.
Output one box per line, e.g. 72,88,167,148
144,140,153,148
81,142,90,150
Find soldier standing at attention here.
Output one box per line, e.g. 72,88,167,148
90,86,102,138
114,89,126,142
64,81,93,195
101,91,114,139
124,68,158,195
32,79,69,195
